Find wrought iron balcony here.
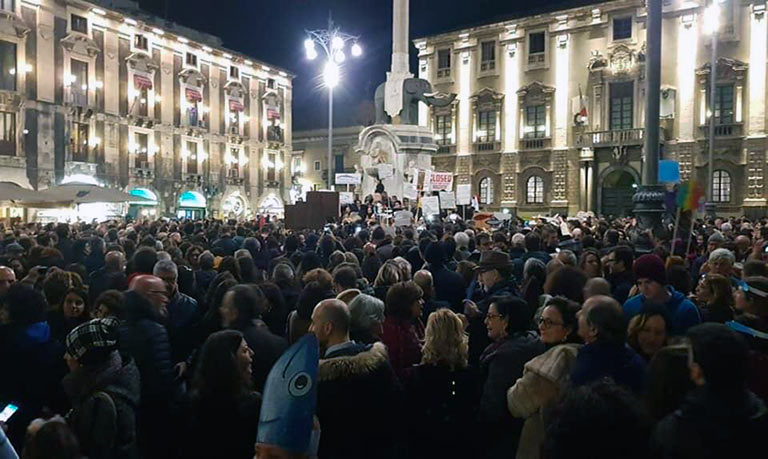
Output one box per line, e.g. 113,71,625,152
520,137,551,151
698,123,743,138
474,141,501,153
575,128,646,148
436,144,456,154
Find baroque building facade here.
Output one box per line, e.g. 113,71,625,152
0,0,292,219
416,0,768,217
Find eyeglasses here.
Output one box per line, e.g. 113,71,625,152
538,318,564,329
485,313,505,321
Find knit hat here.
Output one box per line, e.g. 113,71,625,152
65,317,120,364
707,231,726,244
4,242,23,254
633,254,666,285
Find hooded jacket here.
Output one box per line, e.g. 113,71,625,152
63,352,141,459
316,342,400,459
651,387,768,458
623,287,702,335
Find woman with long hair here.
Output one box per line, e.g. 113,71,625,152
627,305,670,361
579,248,603,279
184,330,260,459
405,309,478,459
373,260,401,302
694,273,734,323
49,288,90,342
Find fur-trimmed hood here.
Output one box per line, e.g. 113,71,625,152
318,342,389,381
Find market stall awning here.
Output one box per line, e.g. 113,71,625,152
18,183,154,207
0,181,41,202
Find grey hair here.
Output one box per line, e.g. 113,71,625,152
272,262,295,282
156,251,171,262
558,249,578,267
153,259,178,276
235,248,252,260
709,248,735,267
524,257,547,278
348,294,385,334
454,231,470,250
511,233,525,248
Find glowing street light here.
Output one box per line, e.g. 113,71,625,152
304,17,362,189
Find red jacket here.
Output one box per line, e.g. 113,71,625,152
381,316,422,382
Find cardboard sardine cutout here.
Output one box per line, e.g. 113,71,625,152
256,333,319,454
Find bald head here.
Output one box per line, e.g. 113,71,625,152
310,299,351,348
105,250,125,272
130,274,169,311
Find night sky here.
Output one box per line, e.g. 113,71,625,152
138,0,593,131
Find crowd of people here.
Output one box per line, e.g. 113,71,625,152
0,213,766,459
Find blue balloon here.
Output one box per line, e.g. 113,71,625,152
256,333,319,454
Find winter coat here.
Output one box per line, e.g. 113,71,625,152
651,388,768,459
0,322,68,447
48,310,88,343
478,332,546,459
404,363,479,459
570,342,646,394
468,278,521,365
608,270,634,305
623,287,701,335
381,316,422,382
426,263,467,313
119,291,179,459
118,292,176,407
375,239,396,262
316,342,400,459
507,344,580,459
182,392,261,459
165,292,201,364
63,352,141,459
230,319,287,392
733,314,768,402
89,269,127,304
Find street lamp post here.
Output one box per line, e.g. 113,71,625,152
704,2,721,217
305,18,362,190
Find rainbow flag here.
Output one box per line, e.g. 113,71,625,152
676,180,706,212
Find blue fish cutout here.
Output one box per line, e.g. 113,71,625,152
257,333,319,454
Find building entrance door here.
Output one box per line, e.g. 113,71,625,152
601,169,637,217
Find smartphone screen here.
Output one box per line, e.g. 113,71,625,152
0,403,18,422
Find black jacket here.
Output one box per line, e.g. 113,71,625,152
89,269,127,304
231,320,287,393
651,388,768,459
478,332,545,459
119,291,176,407
316,342,401,459
608,269,634,305
427,263,467,313
165,292,201,364
182,392,261,459
468,278,521,365
63,352,141,459
404,364,479,459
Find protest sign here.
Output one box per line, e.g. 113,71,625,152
394,210,413,227
377,164,394,179
439,191,456,209
456,184,472,205
430,172,454,191
339,192,354,205
422,196,440,216
335,173,362,185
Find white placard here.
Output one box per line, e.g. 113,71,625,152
422,196,440,216
439,191,456,209
403,182,418,200
430,172,454,192
456,184,472,205
493,212,512,221
339,192,354,205
335,173,361,185
377,163,394,179
394,210,413,227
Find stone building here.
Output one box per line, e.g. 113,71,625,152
0,0,292,219
415,0,767,217
291,125,364,199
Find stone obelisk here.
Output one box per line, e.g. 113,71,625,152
384,0,413,123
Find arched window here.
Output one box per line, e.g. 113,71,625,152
479,177,494,205
527,175,544,204
712,170,731,203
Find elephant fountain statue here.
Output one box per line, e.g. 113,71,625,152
374,78,456,125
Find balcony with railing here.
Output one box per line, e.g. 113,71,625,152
436,144,456,154
133,160,154,179
474,140,501,153
698,123,743,138
575,128,646,148
520,137,551,151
